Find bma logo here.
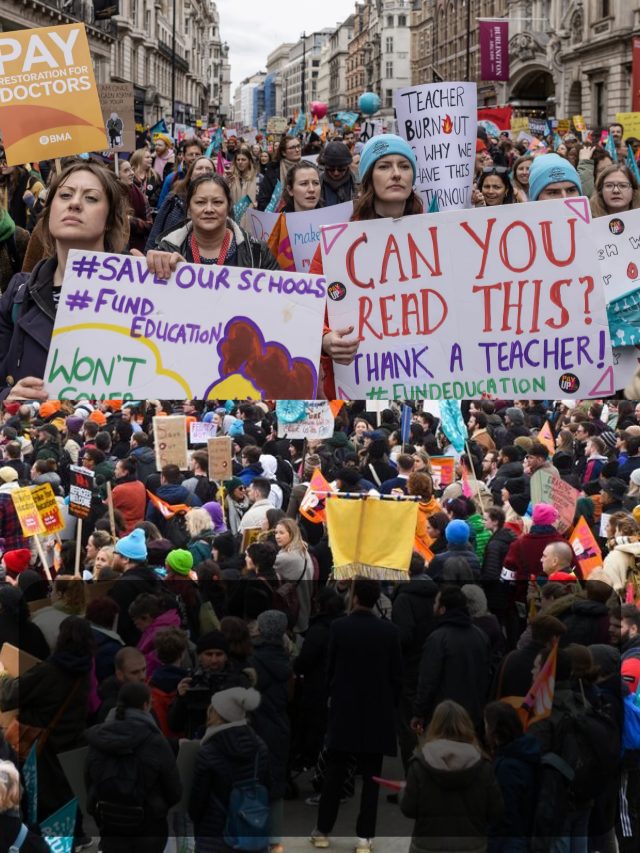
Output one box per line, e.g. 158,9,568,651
39,133,72,145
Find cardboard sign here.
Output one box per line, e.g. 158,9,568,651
276,401,334,439
190,421,218,443
0,24,106,165
573,115,587,133
617,112,640,140
510,117,530,133
530,469,578,534
68,465,94,518
248,208,279,243
321,199,613,399
31,483,66,534
0,644,41,730
592,207,640,306
267,117,289,135
612,343,640,390
154,415,188,470
98,82,135,152
557,119,571,136
395,82,477,210
207,436,232,481
286,203,353,273
429,456,455,490
43,251,326,400
569,515,602,578
11,486,45,535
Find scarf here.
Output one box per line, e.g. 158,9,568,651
323,170,352,192
280,157,296,189
0,208,15,243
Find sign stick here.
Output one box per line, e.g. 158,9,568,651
465,441,485,514
54,158,61,176
114,152,119,177
34,536,52,582
106,481,116,540
74,518,83,578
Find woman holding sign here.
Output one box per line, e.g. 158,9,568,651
0,162,130,402
310,134,422,398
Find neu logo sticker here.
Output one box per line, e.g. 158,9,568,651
548,167,566,182
371,141,389,156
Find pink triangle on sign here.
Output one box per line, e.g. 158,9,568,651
564,198,590,223
588,365,614,397
336,386,352,401
322,224,349,256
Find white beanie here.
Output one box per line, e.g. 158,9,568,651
211,687,261,723
461,584,488,618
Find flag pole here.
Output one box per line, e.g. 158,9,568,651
465,441,485,514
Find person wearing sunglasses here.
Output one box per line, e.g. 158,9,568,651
257,134,302,210
476,167,514,207
319,142,360,206
590,163,640,218
527,153,582,201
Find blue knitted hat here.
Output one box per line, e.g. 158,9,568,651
528,153,582,201
115,528,147,561
358,134,417,184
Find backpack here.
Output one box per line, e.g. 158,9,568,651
94,732,154,832
223,752,270,851
164,510,191,548
9,825,28,853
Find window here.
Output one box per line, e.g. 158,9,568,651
386,61,393,78
386,37,393,53
601,0,610,16
387,15,394,25
398,15,406,25
131,0,137,26
185,17,189,34
386,88,393,108
595,81,605,126
145,9,150,34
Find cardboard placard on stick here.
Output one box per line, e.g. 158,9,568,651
31,483,65,534
68,465,94,519
208,436,232,482
98,82,135,152
154,415,188,470
11,487,45,536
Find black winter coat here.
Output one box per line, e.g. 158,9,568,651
488,734,540,844
490,460,524,504
167,662,252,738
415,609,490,728
0,615,50,660
189,723,271,853
428,543,481,581
0,817,49,853
481,527,517,613
559,598,611,647
326,610,403,756
392,576,439,684
256,160,281,211
155,218,280,271
85,708,181,829
108,564,163,645
0,256,57,400
249,637,292,799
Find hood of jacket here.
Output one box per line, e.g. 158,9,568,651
150,663,189,692
157,216,247,254
396,574,439,599
434,608,473,630
420,738,483,785
86,708,161,753
157,483,191,505
614,540,640,557
496,733,540,765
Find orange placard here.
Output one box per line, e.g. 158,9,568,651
10,486,45,536
430,456,455,490
569,515,602,578
31,483,66,535
538,421,556,458
0,23,107,165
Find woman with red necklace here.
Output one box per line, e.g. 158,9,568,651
145,174,279,278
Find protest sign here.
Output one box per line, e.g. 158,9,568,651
530,469,578,534
190,421,218,443
98,82,135,151
359,119,384,142
31,483,66,535
528,118,547,136
0,24,106,165
592,207,640,306
267,117,288,134
68,465,94,519
429,456,455,490
207,436,232,481
557,119,571,136
24,741,38,825
248,208,279,243
395,82,476,210
11,486,45,535
276,401,334,439
41,798,77,853
477,106,511,131
286,202,353,272
510,117,530,134
617,112,640,140
43,251,326,400
154,415,188,470
612,343,640,390
570,516,602,578
573,115,587,133
321,198,614,399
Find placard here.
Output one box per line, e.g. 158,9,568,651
556,119,571,136
190,421,218,443
573,115,587,133
248,208,279,243
43,251,326,400
98,82,135,152
530,469,578,534
154,415,188,470
613,343,640,390
617,112,640,140
429,456,455,490
0,23,106,165
11,486,45,535
31,482,66,534
286,202,353,272
510,117,530,133
207,435,232,481
321,198,613,399
569,515,602,578
68,465,94,518
276,401,334,439
395,82,476,210
266,117,289,135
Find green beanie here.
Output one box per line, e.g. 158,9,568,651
166,549,194,576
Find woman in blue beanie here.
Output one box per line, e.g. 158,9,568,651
310,134,422,398
527,153,582,201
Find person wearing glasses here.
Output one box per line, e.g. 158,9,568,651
475,166,514,208
257,135,302,210
590,164,640,218
318,142,360,206
527,153,582,201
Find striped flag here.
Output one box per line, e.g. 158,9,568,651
267,212,296,271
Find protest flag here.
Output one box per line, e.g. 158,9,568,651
265,179,284,213
521,640,558,729
427,194,439,213
439,401,467,453
216,151,226,175
329,400,345,417
538,421,556,457
627,582,635,604
150,119,168,137
300,467,335,524
400,405,412,444
628,145,640,183
267,212,296,271
460,457,473,498
604,130,618,162
553,132,563,151
569,516,602,579
233,194,252,222
41,798,78,853
146,490,191,519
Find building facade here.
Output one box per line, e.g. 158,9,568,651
328,16,356,116
317,36,332,108
207,2,231,124
346,1,371,111
281,30,334,117
265,43,293,117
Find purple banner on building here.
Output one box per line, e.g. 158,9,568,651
479,20,509,82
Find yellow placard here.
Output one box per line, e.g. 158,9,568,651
616,112,640,140
510,117,530,133
573,115,587,132
0,23,107,165
10,486,45,536
31,482,66,535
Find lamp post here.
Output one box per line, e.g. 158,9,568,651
301,31,306,116
171,0,177,120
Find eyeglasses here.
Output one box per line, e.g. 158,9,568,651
287,145,301,152
482,166,509,174
603,182,632,191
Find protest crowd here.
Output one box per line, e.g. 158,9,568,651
0,396,637,853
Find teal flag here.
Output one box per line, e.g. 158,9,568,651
553,132,562,151
276,400,307,423
24,741,38,825
627,146,640,183
439,401,467,453
427,195,439,213
233,194,252,222
607,288,640,348
41,798,77,853
265,179,283,213
336,111,359,129
150,119,168,136
604,130,618,162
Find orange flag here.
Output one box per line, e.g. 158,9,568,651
329,400,345,417
538,421,556,457
300,467,334,524
569,516,602,579
146,490,191,519
267,212,296,271
521,640,557,729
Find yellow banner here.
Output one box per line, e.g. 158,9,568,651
11,486,45,536
617,112,640,140
0,23,107,165
510,117,530,133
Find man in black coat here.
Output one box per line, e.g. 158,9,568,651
311,579,403,848
490,445,524,504
481,506,517,635
412,585,490,733
391,556,438,772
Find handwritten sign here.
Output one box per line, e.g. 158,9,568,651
267,117,289,135
98,82,135,152
31,483,65,534
11,487,45,535
510,117,530,134
208,436,232,481
321,198,613,399
190,421,217,443
430,456,455,490
395,82,476,210
154,415,188,470
43,251,326,400
276,401,334,439
68,465,94,519
248,208,279,243
617,112,640,140
530,469,578,534
286,203,353,272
